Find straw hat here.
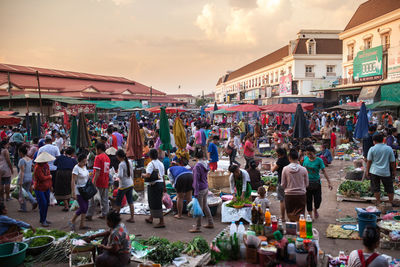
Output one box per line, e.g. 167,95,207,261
105,147,117,156
35,152,56,163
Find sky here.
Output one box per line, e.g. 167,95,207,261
0,0,364,95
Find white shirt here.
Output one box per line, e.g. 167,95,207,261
347,250,388,267
72,165,89,195
117,160,134,189
54,137,64,151
37,144,61,171
321,116,327,127
170,132,176,148
229,169,251,195
146,159,165,184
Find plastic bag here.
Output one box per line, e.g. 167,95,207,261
70,200,80,211
162,193,173,209
192,197,204,218
132,188,139,202
49,192,57,206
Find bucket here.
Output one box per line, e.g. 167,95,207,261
0,242,28,267
358,213,377,237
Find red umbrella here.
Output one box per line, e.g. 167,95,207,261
0,115,21,125
261,103,313,113
205,105,229,111
226,104,261,112
147,106,187,113
126,115,143,160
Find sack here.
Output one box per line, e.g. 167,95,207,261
145,162,159,183
162,193,173,209
49,192,57,206
192,197,204,218
78,179,98,200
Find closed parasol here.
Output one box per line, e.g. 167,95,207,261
77,112,90,150
173,117,189,160
354,102,369,139
70,116,77,149
293,104,311,139
25,113,31,141
159,107,172,151
126,115,143,160
31,113,38,139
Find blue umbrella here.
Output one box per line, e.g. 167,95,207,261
354,102,369,139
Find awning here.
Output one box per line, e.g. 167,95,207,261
331,87,361,92
87,100,142,110
381,83,400,102
358,85,380,100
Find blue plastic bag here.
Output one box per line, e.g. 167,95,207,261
192,197,204,218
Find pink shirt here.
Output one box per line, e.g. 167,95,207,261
195,130,202,145
243,140,255,157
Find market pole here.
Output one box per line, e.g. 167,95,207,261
36,71,44,118
7,72,11,109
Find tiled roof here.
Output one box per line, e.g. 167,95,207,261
167,94,196,98
294,39,342,54
216,77,222,86
344,0,400,31
225,45,289,82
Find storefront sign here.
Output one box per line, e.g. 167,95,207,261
55,102,96,116
353,46,383,82
279,74,292,96
388,46,400,80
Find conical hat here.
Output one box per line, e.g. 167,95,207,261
105,147,117,156
35,152,56,163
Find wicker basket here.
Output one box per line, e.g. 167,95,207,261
134,177,144,191
208,171,230,189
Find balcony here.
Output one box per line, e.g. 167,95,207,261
305,72,315,78
326,72,336,77
347,55,353,61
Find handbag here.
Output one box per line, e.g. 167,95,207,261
224,145,233,156
78,179,98,200
145,162,159,183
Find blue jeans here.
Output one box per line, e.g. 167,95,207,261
35,189,50,223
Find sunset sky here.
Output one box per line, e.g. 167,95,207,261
0,0,364,94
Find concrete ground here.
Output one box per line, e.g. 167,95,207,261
4,156,400,266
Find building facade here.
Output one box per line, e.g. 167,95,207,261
322,0,400,106
215,30,342,105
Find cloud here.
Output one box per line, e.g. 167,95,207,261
228,0,257,9
195,3,218,39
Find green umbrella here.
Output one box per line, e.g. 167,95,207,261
70,116,77,149
366,100,400,109
77,112,91,149
159,106,172,151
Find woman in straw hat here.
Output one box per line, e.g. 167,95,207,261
34,151,56,227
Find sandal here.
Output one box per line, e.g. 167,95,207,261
174,215,182,219
145,218,153,224
62,208,69,212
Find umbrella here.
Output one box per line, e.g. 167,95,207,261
31,113,38,139
173,117,189,161
366,100,400,109
293,104,311,139
226,104,261,112
147,106,187,114
213,102,218,112
0,115,21,126
354,102,369,139
37,113,41,137
159,107,172,151
70,116,77,149
25,113,31,141
213,109,235,114
77,112,91,149
261,103,314,113
126,115,143,160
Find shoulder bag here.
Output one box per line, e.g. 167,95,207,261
145,162,160,183
78,179,98,200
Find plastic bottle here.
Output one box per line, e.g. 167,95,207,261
264,208,271,226
278,218,284,234
237,222,245,244
287,243,296,261
306,215,313,239
271,215,278,232
299,214,306,238
230,221,237,237
257,204,264,224
251,204,257,224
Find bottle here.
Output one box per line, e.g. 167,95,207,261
287,243,296,261
271,215,278,232
299,214,306,238
278,218,284,234
258,204,264,224
251,204,258,224
230,221,237,237
237,222,245,244
306,215,313,239
264,208,271,226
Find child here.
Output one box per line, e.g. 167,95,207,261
331,127,337,156
186,140,195,157
109,180,127,209
208,135,219,171
253,186,270,213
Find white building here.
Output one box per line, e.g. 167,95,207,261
215,30,342,105
322,0,400,105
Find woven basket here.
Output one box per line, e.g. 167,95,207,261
208,171,230,189
134,178,144,191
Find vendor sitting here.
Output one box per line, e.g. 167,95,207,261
0,203,35,237
228,164,252,200
317,144,332,166
84,210,130,267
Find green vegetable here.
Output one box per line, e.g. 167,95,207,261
29,237,52,248
147,243,182,265
183,236,209,257
338,180,397,198
261,176,278,187
138,236,170,246
226,199,252,208
24,228,70,239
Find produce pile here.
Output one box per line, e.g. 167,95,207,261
24,228,80,240
226,199,252,208
28,237,52,248
261,150,277,157
136,236,209,265
338,180,399,198
261,175,278,189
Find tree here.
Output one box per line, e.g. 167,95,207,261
196,98,207,107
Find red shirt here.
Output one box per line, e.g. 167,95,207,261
0,130,7,141
33,163,52,191
113,189,127,207
331,132,337,148
93,153,110,188
244,140,255,157
111,134,118,149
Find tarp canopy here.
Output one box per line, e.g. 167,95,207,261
367,100,400,109
381,83,400,102
358,86,380,101
226,104,261,112
261,103,314,113
87,100,142,110
205,105,229,111
147,106,186,113
213,109,235,114
0,115,21,125
326,104,361,111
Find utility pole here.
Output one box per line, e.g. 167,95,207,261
7,72,11,110
36,71,44,117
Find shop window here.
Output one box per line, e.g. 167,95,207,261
364,38,372,50
326,65,335,76
305,65,314,77
347,44,354,61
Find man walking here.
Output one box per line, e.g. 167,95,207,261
86,143,110,220
366,134,397,207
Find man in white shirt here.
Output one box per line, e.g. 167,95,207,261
37,135,61,188
53,132,64,151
